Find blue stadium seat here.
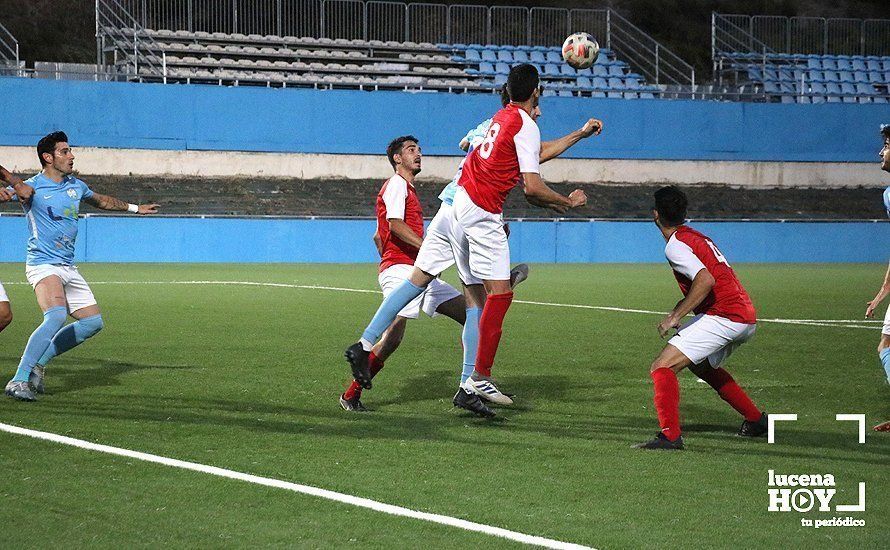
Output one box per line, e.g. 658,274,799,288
764,81,781,94
868,71,884,83
874,96,888,103
779,82,796,94
777,69,793,81
797,95,811,104
838,71,854,82
494,73,507,86
836,58,852,71
543,63,560,77
608,65,624,77
623,92,639,99
885,70,890,82
781,95,794,104
529,51,546,64
855,82,875,95
625,76,641,89
823,70,840,82
512,50,529,63
467,43,483,50
560,64,576,76
593,64,608,77
594,54,609,66
607,90,622,98
808,69,824,82
481,50,497,62
608,76,625,90
592,91,607,98
747,68,763,82
542,88,557,97
763,68,778,81
478,62,495,75
807,58,821,70
640,91,655,99
821,58,837,70
497,50,512,63
851,59,867,72
495,62,510,75
577,76,592,88
867,59,883,72
545,51,562,64
558,90,573,97
826,82,843,102
592,76,608,89
883,59,890,71
576,67,593,77
853,71,869,83
840,82,857,102
465,49,481,62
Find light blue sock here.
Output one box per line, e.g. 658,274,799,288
11,306,67,382
881,348,890,384
360,279,425,348
38,314,104,367
460,307,482,385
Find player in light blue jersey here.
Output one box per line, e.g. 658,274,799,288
3,131,159,401
345,91,604,416
865,124,890,432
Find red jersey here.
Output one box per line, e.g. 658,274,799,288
458,103,541,214
665,226,757,324
376,174,424,273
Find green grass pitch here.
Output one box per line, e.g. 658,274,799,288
0,263,886,549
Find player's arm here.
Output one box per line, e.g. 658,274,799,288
459,138,471,152
865,260,890,318
388,218,423,249
0,165,34,203
522,173,587,214
658,268,716,337
540,118,603,164
0,186,13,202
373,231,383,257
83,192,159,214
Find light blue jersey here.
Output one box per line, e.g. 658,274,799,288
23,172,93,266
438,118,493,205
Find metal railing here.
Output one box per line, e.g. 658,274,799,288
99,1,694,85
96,0,169,82
713,12,890,57
0,21,20,76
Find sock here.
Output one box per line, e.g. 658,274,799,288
697,367,762,422
37,314,104,368
474,292,513,377
651,368,681,441
460,307,482,385
360,280,424,350
343,352,385,400
11,307,67,382
880,348,890,384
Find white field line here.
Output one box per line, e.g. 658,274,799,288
0,422,591,550
3,280,881,330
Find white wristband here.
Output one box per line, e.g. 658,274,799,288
127,203,139,213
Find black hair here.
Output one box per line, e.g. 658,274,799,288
500,85,510,107
386,135,419,170
37,131,69,166
654,185,688,226
506,64,539,103
881,124,890,140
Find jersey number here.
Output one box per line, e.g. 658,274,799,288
478,123,501,159
706,240,730,266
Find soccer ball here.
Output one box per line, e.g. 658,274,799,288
561,32,599,70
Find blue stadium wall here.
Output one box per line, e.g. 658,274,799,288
0,77,887,161
0,217,885,263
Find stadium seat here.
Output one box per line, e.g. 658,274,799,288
512,50,529,63
481,50,497,62
883,59,890,71
560,64,576,76
826,82,843,102
465,49,481,62
807,69,824,82
625,76,641,89
874,96,888,103
807,58,821,70
763,68,778,81
478,62,495,75
852,71,868,83
545,51,561,64
497,50,512,63
868,71,884,84
851,59,867,72
836,58,853,72
592,76,608,89
821,58,837,70
855,82,875,95
763,81,780,94
529,51,546,64
543,64,560,77
593,64,608,77
493,73,507,86
576,76,592,88
867,59,883,72
797,95,811,104
542,88,557,97
495,62,510,75
608,76,625,90
608,65,624,77
558,90,573,97
592,91,606,98
780,95,794,104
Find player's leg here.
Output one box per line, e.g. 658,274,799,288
341,317,407,412
0,282,12,333
877,313,890,384
688,346,766,437
29,268,103,394
5,272,67,401
345,266,437,388
633,343,693,450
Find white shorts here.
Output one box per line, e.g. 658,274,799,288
414,202,482,286
452,186,511,281
669,314,756,368
883,304,890,336
0,282,7,303
378,263,461,319
25,264,97,314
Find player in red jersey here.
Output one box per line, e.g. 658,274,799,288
339,136,466,411
635,186,768,450
452,64,588,402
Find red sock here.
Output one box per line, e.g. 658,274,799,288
474,292,513,377
343,352,384,400
699,367,761,422
651,368,681,441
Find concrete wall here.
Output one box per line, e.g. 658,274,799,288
0,216,884,263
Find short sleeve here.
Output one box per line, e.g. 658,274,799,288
381,175,408,220
513,113,541,174
665,236,707,280
78,178,94,199
464,118,492,148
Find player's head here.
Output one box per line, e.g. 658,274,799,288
880,123,890,173
387,135,422,176
37,131,75,175
507,64,541,110
652,185,688,229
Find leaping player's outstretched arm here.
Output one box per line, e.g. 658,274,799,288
83,192,160,215
540,118,603,163
0,164,34,203
865,260,890,318
522,172,587,214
